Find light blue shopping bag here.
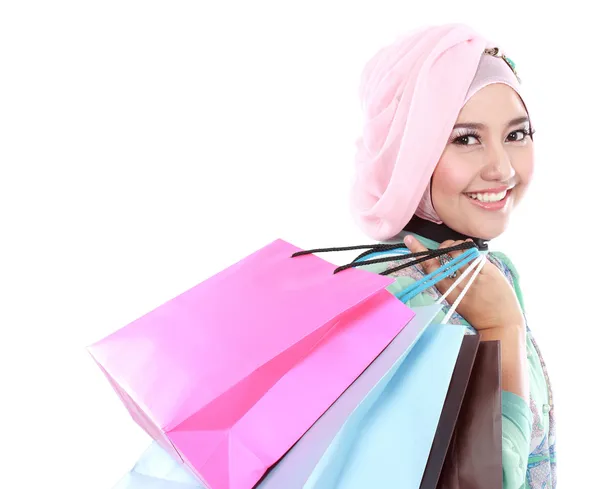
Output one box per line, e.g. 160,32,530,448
300,253,487,489
302,321,467,489
113,442,201,489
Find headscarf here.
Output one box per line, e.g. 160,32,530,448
350,23,524,240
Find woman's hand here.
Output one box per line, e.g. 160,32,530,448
404,235,530,399
403,235,525,331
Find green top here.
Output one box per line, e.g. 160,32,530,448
359,233,555,489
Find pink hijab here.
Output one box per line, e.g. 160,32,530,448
350,23,524,240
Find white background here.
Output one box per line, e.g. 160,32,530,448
1,1,597,488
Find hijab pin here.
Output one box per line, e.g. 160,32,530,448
484,47,521,82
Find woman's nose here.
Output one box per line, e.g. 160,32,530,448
481,144,515,182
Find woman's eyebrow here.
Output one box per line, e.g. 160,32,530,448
452,116,530,131
453,122,486,130
506,116,530,127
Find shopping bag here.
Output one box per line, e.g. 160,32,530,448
258,304,442,488
437,340,502,489
419,334,480,489
113,304,443,489
113,443,201,489
300,254,488,489
302,322,467,489
88,239,414,489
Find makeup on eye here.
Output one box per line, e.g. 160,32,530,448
507,126,536,141
451,129,482,146
450,124,535,146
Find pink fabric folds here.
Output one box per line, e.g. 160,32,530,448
350,24,490,240
88,239,414,489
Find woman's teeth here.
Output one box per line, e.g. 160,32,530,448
466,190,508,203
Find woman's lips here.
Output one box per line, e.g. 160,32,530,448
464,188,512,210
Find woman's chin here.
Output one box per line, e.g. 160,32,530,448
470,218,511,241
446,214,511,241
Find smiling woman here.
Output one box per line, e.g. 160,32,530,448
350,23,555,489
432,83,535,240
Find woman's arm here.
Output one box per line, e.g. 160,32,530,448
502,391,533,489
480,324,529,399
481,325,532,489
376,262,533,489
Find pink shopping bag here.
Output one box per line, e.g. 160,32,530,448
88,239,414,489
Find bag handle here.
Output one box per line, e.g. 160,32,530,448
336,242,482,304
291,242,408,257
290,241,478,276
350,245,410,264
396,248,480,303
333,242,477,275
437,254,487,324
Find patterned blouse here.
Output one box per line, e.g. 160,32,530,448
360,236,556,489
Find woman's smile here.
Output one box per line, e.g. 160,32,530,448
463,186,514,210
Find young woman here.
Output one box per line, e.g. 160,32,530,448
350,23,555,489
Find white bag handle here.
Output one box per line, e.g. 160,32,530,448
436,254,487,324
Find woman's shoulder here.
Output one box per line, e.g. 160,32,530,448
488,250,526,312
488,251,519,279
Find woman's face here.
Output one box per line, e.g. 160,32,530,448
431,83,534,240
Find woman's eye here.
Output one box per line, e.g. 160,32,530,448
454,135,479,146
507,129,527,142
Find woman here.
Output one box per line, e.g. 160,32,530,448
350,23,555,489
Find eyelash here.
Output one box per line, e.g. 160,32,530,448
452,127,536,145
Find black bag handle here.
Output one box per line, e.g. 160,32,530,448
291,242,408,257
291,241,477,275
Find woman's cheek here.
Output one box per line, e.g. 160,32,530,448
433,156,474,197
514,148,535,186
